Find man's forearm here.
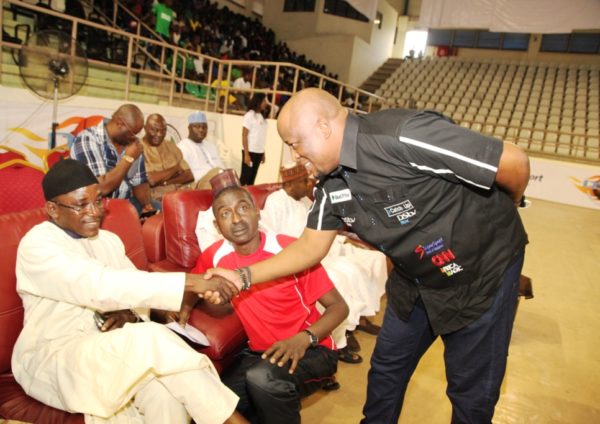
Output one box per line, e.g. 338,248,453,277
249,229,337,284
98,159,133,194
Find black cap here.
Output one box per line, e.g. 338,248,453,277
42,159,99,200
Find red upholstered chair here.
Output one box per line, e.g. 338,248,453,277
43,145,71,171
0,199,145,423
0,160,46,214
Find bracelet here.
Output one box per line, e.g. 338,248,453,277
122,154,135,164
235,267,252,291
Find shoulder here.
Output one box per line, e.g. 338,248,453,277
275,233,296,248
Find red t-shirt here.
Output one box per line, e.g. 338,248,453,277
192,232,336,351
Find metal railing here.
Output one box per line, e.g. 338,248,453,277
0,0,388,117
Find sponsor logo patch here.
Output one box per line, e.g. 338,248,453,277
414,237,445,259
329,189,352,204
384,200,416,222
342,216,356,226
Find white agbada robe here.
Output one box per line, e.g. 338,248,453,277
260,189,388,322
13,222,238,424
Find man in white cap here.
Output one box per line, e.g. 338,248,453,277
178,111,226,189
13,159,247,424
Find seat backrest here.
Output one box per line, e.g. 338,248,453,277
43,146,70,171
0,162,45,214
0,199,147,373
162,185,284,268
163,189,214,269
0,147,26,164
246,183,282,209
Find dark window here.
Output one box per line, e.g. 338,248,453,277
477,31,502,49
323,0,368,22
541,33,600,54
502,33,529,51
427,29,453,46
570,33,600,53
284,0,315,12
453,30,477,47
541,34,570,52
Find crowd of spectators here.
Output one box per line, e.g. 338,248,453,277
105,0,345,110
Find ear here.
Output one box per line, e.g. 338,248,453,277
316,118,331,139
45,201,59,220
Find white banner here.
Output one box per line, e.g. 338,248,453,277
419,0,600,33
526,157,600,210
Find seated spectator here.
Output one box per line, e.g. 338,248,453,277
141,113,194,201
177,111,225,189
192,170,348,423
261,163,387,352
70,104,160,216
233,68,253,110
12,159,247,424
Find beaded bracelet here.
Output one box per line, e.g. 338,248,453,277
235,267,252,291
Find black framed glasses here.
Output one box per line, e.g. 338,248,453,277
51,198,106,214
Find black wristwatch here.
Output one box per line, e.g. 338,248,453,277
303,329,319,348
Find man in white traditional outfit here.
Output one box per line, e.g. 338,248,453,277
260,163,389,355
177,111,226,189
12,159,248,424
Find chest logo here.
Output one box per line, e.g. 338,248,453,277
329,189,352,204
342,216,356,226
384,200,416,221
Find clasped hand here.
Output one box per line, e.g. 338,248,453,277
262,333,311,374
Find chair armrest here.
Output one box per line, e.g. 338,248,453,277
142,213,165,264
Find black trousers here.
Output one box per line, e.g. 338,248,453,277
362,250,525,424
222,347,338,424
240,151,264,186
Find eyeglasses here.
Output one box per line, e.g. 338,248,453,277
51,198,106,214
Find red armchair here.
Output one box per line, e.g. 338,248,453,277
0,197,246,421
0,199,145,423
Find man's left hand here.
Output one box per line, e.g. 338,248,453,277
262,333,310,374
100,310,139,332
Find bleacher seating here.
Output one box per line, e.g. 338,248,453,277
375,57,600,161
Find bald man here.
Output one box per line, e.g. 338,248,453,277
71,104,160,216
141,113,194,201
209,88,530,423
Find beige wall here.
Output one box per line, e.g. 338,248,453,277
263,0,398,86
286,35,355,82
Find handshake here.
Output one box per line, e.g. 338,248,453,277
171,268,244,326
185,268,243,304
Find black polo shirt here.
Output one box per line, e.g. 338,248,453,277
306,110,528,335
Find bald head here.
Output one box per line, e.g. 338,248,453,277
113,104,144,126
277,88,347,179
144,113,167,147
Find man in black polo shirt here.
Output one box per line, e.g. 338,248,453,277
207,88,530,423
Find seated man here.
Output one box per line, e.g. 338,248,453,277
192,170,348,424
261,163,388,342
70,103,160,216
141,113,194,201
177,111,225,189
12,159,247,424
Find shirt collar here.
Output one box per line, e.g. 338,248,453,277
339,112,359,171
51,220,85,239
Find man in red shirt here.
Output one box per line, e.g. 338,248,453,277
192,174,348,424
